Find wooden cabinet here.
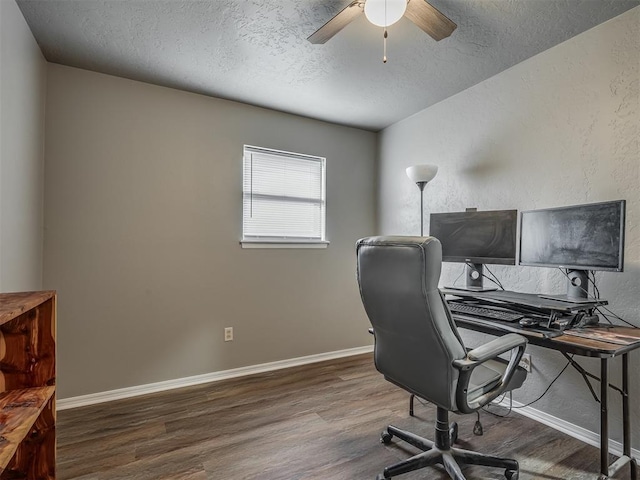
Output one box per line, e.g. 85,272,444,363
0,291,56,479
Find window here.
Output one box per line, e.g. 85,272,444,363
241,145,327,248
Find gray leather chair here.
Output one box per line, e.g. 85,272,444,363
356,236,528,480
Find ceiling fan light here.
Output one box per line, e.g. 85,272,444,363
364,0,407,27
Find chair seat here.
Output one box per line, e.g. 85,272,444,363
468,358,527,403
467,360,503,401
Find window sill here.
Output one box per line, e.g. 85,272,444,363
240,240,330,249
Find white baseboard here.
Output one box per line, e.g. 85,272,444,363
57,345,374,410
496,397,640,460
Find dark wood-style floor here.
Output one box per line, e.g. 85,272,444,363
57,354,627,479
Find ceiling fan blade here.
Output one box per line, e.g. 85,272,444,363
405,0,457,41
307,1,364,44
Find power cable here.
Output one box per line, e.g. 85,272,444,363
513,358,572,408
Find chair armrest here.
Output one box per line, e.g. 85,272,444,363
466,333,527,364
452,333,527,414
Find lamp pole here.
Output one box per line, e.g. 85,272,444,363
417,181,427,236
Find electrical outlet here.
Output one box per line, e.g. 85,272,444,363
224,327,233,342
519,353,532,373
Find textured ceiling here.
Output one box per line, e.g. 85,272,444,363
16,0,640,131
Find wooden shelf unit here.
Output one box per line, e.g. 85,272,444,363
0,291,56,479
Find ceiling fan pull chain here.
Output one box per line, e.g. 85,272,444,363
383,27,388,63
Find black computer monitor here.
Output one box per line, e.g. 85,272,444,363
519,200,625,303
429,209,518,291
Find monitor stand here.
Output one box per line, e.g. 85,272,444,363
538,269,598,304
445,263,498,292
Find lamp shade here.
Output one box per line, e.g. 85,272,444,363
364,0,407,27
406,164,438,184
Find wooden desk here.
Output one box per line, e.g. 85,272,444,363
454,314,639,480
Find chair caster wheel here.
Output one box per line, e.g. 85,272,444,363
505,470,518,480
380,429,393,444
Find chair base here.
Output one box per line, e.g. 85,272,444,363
377,409,519,480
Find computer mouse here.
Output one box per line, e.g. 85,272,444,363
519,317,539,328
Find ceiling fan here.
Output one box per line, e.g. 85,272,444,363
308,0,457,60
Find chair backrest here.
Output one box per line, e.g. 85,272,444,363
356,236,467,411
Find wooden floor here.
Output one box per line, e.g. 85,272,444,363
57,354,628,479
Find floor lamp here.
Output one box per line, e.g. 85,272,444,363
406,164,438,236
405,164,438,416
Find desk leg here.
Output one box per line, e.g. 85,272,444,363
623,354,638,480
600,358,609,479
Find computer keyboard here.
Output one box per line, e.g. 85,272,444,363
447,302,524,322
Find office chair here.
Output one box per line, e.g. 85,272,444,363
356,236,528,480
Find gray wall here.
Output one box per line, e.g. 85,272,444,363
44,65,377,399
0,0,46,291
378,8,639,445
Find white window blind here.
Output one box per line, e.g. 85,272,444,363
242,145,326,244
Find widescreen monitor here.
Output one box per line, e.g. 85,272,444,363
429,209,517,291
519,200,625,272
519,200,625,302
